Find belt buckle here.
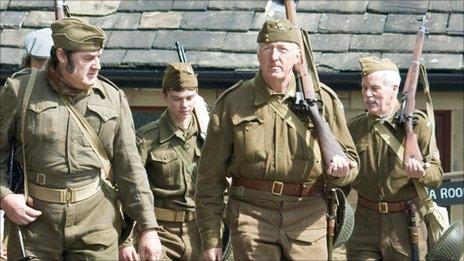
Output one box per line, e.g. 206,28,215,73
65,188,73,204
272,181,284,195
378,202,389,213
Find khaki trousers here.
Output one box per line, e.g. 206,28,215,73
156,220,202,261
346,203,428,260
225,196,327,260
7,188,120,260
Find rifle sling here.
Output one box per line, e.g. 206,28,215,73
60,95,111,180
267,96,321,162
20,69,38,199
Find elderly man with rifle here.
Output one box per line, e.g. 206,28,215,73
195,17,358,260
346,54,443,259
0,17,162,260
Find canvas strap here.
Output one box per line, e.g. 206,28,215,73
267,96,321,161
60,95,111,180
20,68,38,199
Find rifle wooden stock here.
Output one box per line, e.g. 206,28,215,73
54,0,65,20
284,0,347,165
399,18,427,164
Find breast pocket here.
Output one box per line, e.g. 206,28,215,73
356,141,370,174
27,100,60,143
149,150,181,187
232,115,265,161
85,104,119,146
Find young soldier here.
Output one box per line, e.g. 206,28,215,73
346,56,443,260
131,63,203,260
195,19,359,260
0,17,162,260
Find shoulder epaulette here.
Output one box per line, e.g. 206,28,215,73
98,74,120,90
136,121,159,136
10,68,31,79
217,80,244,101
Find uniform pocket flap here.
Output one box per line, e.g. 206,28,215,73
231,115,263,125
87,104,119,122
150,150,178,163
286,227,326,245
28,100,58,113
81,228,118,247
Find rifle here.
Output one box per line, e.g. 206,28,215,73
395,17,427,166
54,0,65,20
407,202,420,261
283,0,348,168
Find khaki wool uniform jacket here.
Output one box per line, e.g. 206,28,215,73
0,69,157,230
136,110,202,260
195,71,359,251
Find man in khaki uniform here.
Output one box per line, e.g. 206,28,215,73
121,63,203,260
195,19,359,260
0,17,162,260
346,56,443,260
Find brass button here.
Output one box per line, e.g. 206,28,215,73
37,105,42,110
245,126,251,132
163,156,167,160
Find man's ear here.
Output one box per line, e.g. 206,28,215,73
56,48,68,64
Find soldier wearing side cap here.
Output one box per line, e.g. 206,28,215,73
120,62,204,260
345,56,443,260
195,19,359,260
0,17,162,260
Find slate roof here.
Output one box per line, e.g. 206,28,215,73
1,0,463,75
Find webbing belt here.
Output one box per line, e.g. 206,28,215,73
154,207,195,222
28,178,100,204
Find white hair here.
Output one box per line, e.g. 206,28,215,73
370,70,401,88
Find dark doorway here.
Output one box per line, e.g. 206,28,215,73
434,110,451,172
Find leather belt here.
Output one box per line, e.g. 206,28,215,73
28,179,101,204
358,196,419,214
232,177,323,197
155,207,196,222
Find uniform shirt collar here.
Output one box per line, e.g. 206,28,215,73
159,110,198,143
366,101,401,130
253,70,296,106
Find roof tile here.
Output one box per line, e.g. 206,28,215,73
23,11,54,28
385,13,448,34
66,1,119,16
92,13,141,30
223,32,258,53
0,1,10,11
140,11,182,29
0,47,25,65
118,0,172,12
310,34,351,52
153,30,226,51
381,53,463,70
297,1,368,14
187,51,258,69
123,49,178,67
106,31,156,49
320,52,380,71
180,11,254,31
0,28,34,47
350,34,416,52
424,35,464,53
7,0,53,11
172,0,208,11
208,1,266,11
448,14,464,36
367,1,428,14
428,1,464,13
101,49,126,67
0,11,27,29
319,13,386,34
